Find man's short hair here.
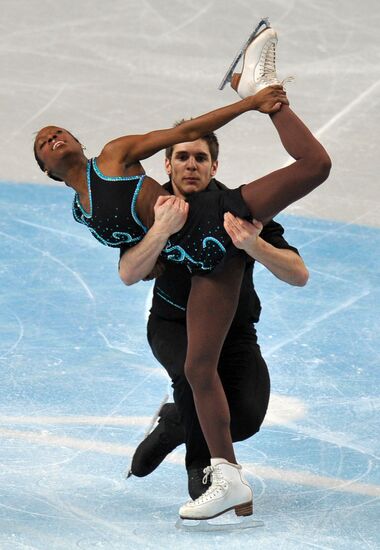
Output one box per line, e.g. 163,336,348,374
165,119,219,162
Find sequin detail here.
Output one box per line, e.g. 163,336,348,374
72,159,147,248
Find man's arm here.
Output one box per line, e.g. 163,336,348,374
119,195,188,285
223,212,309,286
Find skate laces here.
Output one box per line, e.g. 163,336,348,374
202,466,213,485
258,40,279,85
258,41,295,90
281,75,295,89
189,465,228,505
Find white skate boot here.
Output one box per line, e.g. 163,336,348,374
231,27,280,98
179,458,253,520
218,17,271,91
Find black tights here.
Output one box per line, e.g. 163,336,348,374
147,317,269,470
185,105,331,462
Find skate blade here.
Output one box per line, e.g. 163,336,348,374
175,510,264,532
218,17,271,90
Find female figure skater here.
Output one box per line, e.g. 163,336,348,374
34,27,331,521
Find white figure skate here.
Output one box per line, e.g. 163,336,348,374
176,458,263,531
179,458,252,518
219,18,281,98
219,17,271,90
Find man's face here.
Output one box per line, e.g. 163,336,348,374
165,139,218,199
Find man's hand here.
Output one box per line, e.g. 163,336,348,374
119,196,188,286
224,212,263,254
224,212,309,286
249,85,289,114
153,195,189,236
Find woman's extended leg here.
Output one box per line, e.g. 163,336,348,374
179,254,254,519
184,255,245,463
241,104,331,223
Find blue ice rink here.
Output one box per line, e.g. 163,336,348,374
1,0,380,548
0,182,379,549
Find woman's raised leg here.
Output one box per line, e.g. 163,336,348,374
241,105,331,223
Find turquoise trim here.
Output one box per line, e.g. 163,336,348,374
155,287,186,311
202,236,226,253
163,235,226,271
163,242,202,266
92,158,147,232
74,161,93,219
88,227,142,248
131,176,147,233
72,199,85,225
92,157,141,181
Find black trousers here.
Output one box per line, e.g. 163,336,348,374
147,315,270,469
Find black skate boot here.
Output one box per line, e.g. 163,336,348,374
128,403,184,477
187,462,212,500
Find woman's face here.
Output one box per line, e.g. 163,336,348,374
34,126,82,174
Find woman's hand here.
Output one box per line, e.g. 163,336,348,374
248,85,289,114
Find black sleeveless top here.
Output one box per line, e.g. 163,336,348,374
159,186,250,273
74,160,251,274
72,158,147,248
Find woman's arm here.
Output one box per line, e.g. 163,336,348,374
101,86,288,167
